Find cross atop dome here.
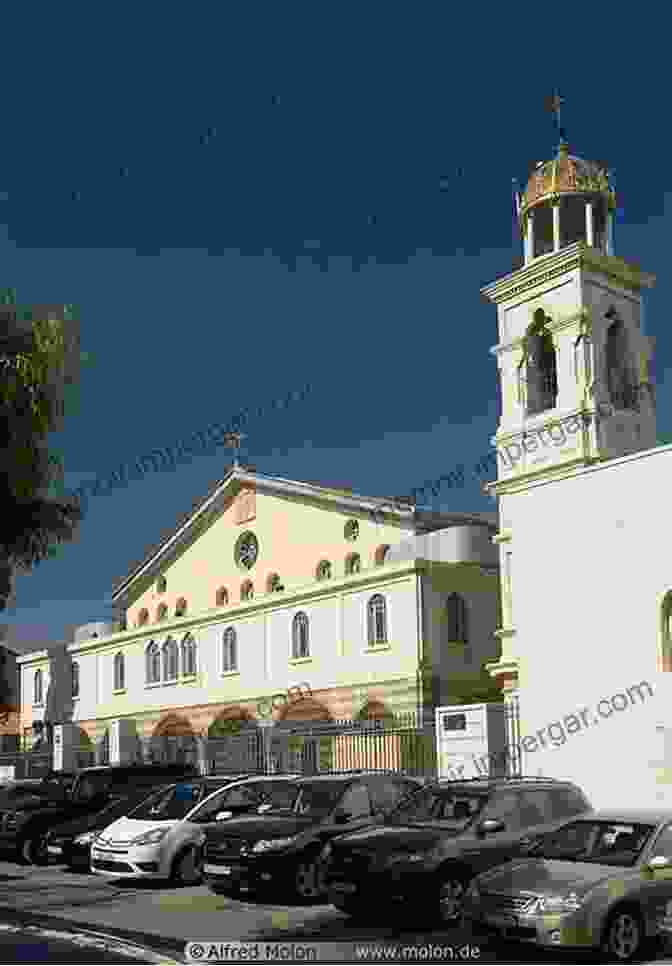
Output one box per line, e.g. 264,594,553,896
511,94,617,265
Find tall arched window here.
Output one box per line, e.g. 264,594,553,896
605,314,638,411
240,580,254,601
33,669,44,705
316,560,332,581
146,642,160,684
447,592,468,643
367,595,387,646
113,652,125,691
292,612,310,659
525,310,558,415
345,553,361,575
216,587,229,607
661,592,672,673
175,597,188,618
162,638,178,680
222,628,237,673
181,634,197,676
71,662,80,698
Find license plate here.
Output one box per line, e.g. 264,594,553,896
330,882,357,894
204,863,232,875
47,846,63,855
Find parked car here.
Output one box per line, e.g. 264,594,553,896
461,809,672,962
203,771,423,901
0,762,199,865
45,784,178,871
322,776,592,924
90,774,301,885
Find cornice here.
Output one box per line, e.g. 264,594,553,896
481,242,655,307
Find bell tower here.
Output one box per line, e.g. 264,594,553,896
481,114,656,494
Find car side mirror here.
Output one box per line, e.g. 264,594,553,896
478,819,505,836
215,811,233,822
333,809,352,824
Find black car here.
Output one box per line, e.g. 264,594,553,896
0,762,199,865
44,784,175,870
203,771,422,901
322,776,592,925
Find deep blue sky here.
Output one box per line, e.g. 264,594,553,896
1,3,669,650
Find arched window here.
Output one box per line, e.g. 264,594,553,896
661,592,672,673
33,669,43,705
240,580,254,601
316,560,332,581
156,603,168,622
367,595,387,646
175,597,187,618
447,592,468,643
216,587,229,607
71,662,80,698
267,573,283,592
113,652,125,691
375,545,391,566
181,634,197,676
345,553,361,575
222,628,237,673
525,310,558,415
146,642,160,684
162,638,178,680
605,315,638,411
137,608,149,627
292,612,310,659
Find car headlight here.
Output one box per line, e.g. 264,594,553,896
74,832,98,846
531,893,583,913
252,837,298,853
130,828,170,846
320,842,332,862
386,852,426,866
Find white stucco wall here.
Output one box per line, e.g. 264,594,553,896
504,442,672,809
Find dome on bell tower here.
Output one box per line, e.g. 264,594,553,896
515,138,617,263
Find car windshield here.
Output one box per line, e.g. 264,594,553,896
127,784,203,821
292,783,348,817
261,783,301,812
529,821,656,867
386,786,487,825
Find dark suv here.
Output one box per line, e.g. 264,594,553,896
203,771,422,901
0,762,199,864
322,777,592,924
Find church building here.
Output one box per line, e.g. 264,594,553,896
481,125,670,807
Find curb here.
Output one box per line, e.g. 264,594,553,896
0,906,187,964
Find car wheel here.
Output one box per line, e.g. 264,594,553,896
602,906,648,962
171,845,204,886
294,856,326,901
18,833,49,866
436,871,471,924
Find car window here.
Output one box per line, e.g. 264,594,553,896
259,783,299,811
292,783,348,817
518,790,554,826
650,823,672,859
128,784,201,820
337,783,372,820
480,791,523,832
366,779,405,812
548,787,590,821
72,774,113,802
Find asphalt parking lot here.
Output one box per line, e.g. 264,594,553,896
0,855,671,964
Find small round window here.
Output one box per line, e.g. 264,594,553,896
235,532,259,570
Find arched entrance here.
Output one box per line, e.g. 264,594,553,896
150,714,197,765
273,698,333,774
207,708,262,773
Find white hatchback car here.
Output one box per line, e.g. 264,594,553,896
90,774,301,885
